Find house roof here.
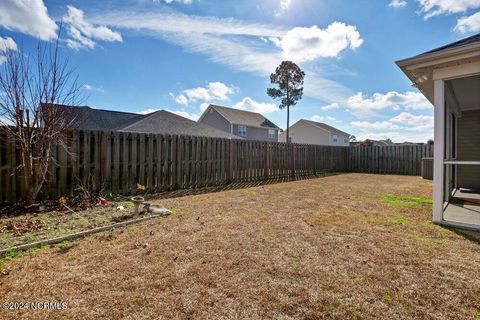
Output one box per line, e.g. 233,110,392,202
417,33,480,57
61,105,239,139
59,105,144,131
301,119,350,136
120,110,239,138
205,104,281,130
396,33,480,104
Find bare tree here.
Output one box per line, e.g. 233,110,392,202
0,36,81,204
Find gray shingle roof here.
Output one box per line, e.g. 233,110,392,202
64,105,145,131
302,119,350,136
120,110,238,138
418,33,480,56
62,105,239,139
208,104,280,129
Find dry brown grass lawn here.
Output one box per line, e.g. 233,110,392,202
1,173,479,319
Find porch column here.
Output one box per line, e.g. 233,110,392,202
433,79,445,223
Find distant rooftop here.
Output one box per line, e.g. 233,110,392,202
303,119,350,137
207,104,280,129
58,105,239,139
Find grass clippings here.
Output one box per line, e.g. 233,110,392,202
0,173,479,319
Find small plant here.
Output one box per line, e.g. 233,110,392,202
387,216,410,225
472,309,480,319
382,292,393,302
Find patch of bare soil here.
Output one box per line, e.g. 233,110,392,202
0,173,479,320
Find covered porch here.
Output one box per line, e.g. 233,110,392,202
397,34,480,230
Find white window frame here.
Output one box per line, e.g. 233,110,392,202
268,129,275,139
238,125,247,137
332,134,338,143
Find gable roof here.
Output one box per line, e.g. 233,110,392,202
301,119,350,136
396,33,480,104
58,105,145,131
60,105,239,139
120,110,239,138
204,104,280,130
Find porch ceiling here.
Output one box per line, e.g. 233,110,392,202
449,75,480,111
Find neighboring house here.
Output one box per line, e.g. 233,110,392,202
349,139,424,147
198,104,281,141
397,32,480,230
60,105,239,139
279,119,350,146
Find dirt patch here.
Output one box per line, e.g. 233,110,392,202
0,173,479,319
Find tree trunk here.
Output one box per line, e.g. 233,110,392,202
286,105,290,143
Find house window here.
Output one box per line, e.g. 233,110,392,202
333,134,338,143
268,129,275,139
344,138,348,144
238,125,247,137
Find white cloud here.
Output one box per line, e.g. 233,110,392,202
350,112,434,142
275,0,292,16
137,108,160,115
174,94,189,106
311,115,340,123
93,10,284,39
0,36,17,65
346,91,432,118
93,10,357,103
310,115,324,122
389,0,408,8
167,109,200,120
417,0,480,19
272,22,363,62
356,131,432,143
157,0,195,4
351,120,401,130
0,0,57,41
321,102,339,110
82,84,105,93
137,108,200,120
390,111,434,131
455,11,480,33
63,6,122,50
231,97,278,114
173,82,237,106
0,36,17,52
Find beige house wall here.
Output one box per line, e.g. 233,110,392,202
279,122,349,146
457,109,480,189
232,124,278,142
199,109,231,133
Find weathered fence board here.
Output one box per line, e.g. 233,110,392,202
0,129,434,202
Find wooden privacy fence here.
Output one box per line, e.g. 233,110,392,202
349,144,434,176
0,130,350,202
0,130,433,202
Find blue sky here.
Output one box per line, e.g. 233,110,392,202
1,0,480,142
